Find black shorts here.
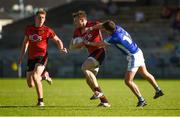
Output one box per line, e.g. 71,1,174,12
88,48,105,65
27,54,48,72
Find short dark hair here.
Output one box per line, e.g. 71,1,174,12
72,10,87,18
35,8,46,16
102,20,116,32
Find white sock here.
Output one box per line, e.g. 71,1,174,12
155,86,161,92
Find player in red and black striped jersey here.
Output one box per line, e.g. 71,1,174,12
18,9,67,106
69,10,110,107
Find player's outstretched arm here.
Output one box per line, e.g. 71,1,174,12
52,35,67,54
18,36,29,65
83,40,108,47
85,23,103,33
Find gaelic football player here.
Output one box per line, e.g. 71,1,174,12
84,20,164,107
18,9,67,106
69,10,110,107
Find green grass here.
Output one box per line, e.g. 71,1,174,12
0,78,180,116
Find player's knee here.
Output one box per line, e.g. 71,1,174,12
33,73,37,80
141,72,152,79
124,79,132,86
124,79,129,86
33,73,41,82
91,68,99,76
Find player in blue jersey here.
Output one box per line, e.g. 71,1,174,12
84,20,164,107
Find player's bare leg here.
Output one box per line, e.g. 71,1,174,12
83,66,100,92
138,66,164,99
86,67,99,92
124,70,146,107
90,67,99,76
33,64,45,107
26,72,35,88
81,58,110,107
86,77,95,92
124,71,142,98
81,59,99,91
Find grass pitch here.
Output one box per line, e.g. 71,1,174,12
0,78,180,116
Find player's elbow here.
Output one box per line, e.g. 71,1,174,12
56,39,62,44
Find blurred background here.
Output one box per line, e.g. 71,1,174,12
0,0,179,78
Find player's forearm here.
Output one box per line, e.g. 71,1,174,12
20,42,28,58
89,23,103,31
19,36,29,58
18,42,28,65
55,39,64,50
52,35,65,50
86,41,105,47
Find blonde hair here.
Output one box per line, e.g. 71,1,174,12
72,10,87,18
35,8,46,16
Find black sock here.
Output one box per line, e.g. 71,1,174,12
38,98,43,102
100,96,109,103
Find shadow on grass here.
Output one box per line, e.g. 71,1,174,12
1,105,180,111
142,108,180,110
0,105,97,110
0,105,36,108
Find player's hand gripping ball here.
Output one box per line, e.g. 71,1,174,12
72,37,83,45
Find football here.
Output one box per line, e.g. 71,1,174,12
72,37,83,45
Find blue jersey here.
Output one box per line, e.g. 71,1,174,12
104,26,139,55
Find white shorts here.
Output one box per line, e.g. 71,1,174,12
127,49,145,72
